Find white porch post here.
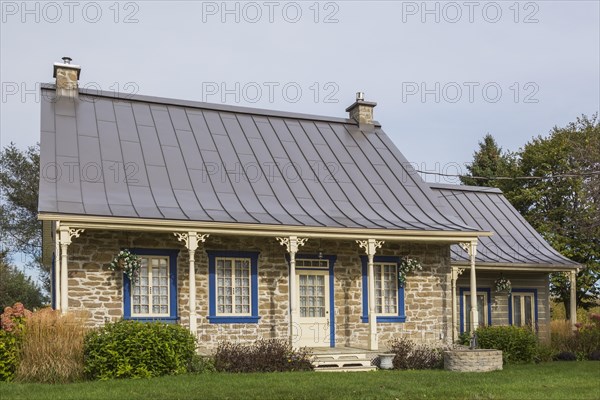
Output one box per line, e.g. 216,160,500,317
451,267,464,342
175,232,209,334
357,238,384,351
460,240,478,333
276,236,308,344
54,221,61,310
569,270,577,329
58,226,84,314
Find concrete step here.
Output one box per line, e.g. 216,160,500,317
313,358,374,368
315,365,377,372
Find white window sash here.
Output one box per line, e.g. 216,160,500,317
374,263,398,316
132,256,170,317
216,257,251,316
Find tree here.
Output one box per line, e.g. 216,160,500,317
0,143,46,291
515,115,600,318
463,116,600,319
460,133,519,195
0,251,46,310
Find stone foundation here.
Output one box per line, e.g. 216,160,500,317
443,349,503,372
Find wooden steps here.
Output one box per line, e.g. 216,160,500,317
310,348,378,372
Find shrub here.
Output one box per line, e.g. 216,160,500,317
551,314,600,360
589,350,600,361
213,339,313,373
0,330,19,381
475,325,537,364
188,353,216,374
0,302,33,382
554,351,577,361
387,338,444,370
16,308,86,383
534,343,556,363
84,320,196,380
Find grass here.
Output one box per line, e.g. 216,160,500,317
2,362,599,400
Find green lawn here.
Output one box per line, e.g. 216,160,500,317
2,362,599,400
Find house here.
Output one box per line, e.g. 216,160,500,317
39,59,579,352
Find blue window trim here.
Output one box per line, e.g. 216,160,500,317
459,287,492,334
287,254,337,348
361,256,406,323
206,250,260,324
123,248,179,323
51,252,56,309
508,288,539,328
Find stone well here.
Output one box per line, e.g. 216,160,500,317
443,349,503,372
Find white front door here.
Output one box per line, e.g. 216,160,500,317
295,270,330,347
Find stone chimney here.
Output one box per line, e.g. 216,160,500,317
53,57,81,99
345,92,377,126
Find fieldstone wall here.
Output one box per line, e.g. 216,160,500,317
66,230,453,350
444,349,503,372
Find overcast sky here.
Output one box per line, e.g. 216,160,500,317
2,1,599,182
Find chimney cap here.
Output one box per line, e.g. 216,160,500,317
345,92,377,112
53,57,81,79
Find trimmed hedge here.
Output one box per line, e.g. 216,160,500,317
475,325,538,364
84,321,196,380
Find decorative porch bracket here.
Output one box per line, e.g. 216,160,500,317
451,267,465,342
58,226,84,314
276,236,308,344
569,270,577,330
356,238,384,351
460,240,478,333
174,232,209,334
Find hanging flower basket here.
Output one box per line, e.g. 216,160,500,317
398,256,422,287
494,276,512,294
108,249,142,283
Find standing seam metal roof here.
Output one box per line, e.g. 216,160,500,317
38,85,478,233
430,183,578,267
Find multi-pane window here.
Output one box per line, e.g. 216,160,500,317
512,293,535,327
299,274,326,318
463,292,488,332
216,258,250,315
296,259,329,269
132,256,169,316
375,263,398,315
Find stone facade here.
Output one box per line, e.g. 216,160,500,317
444,349,503,372
65,230,454,351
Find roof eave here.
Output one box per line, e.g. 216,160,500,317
38,212,492,242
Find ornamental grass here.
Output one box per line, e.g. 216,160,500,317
16,308,87,384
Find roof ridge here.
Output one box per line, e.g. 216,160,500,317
429,183,503,194
40,83,381,127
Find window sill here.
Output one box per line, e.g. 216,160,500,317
125,316,178,324
361,316,406,323
207,316,261,324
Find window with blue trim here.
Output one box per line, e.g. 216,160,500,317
123,249,179,323
509,289,538,328
207,251,260,324
459,287,492,333
361,256,406,323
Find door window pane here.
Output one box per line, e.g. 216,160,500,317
299,274,326,318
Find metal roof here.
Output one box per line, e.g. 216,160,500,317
38,85,478,233
430,183,578,267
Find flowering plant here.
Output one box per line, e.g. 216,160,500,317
1,302,32,333
398,257,422,287
494,276,512,293
109,249,142,283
